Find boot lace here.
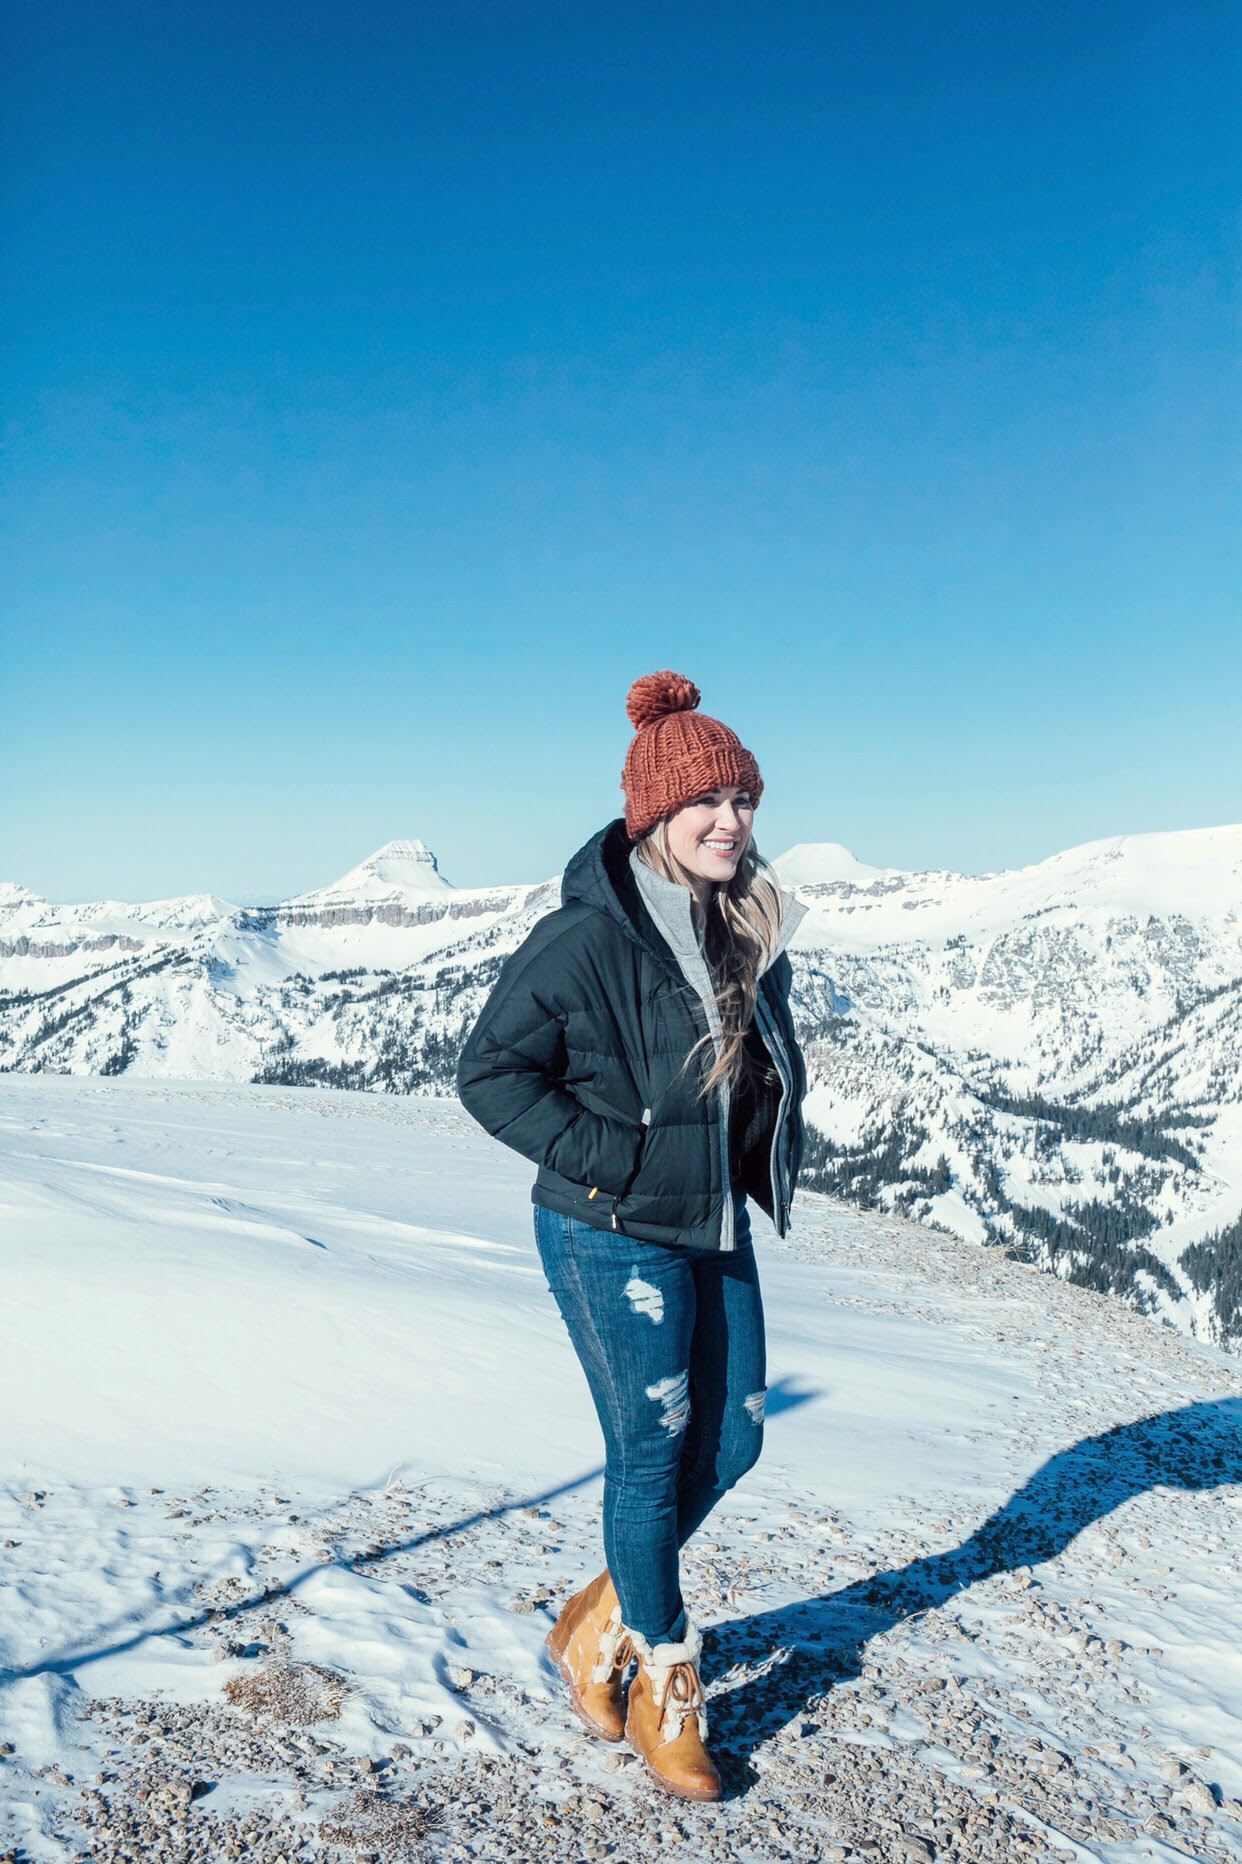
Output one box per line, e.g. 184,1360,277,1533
655,1659,705,1733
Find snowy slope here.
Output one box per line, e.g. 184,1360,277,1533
0,1077,1240,1863
3,824,1242,1347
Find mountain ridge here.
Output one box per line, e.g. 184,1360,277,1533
2,821,1240,1349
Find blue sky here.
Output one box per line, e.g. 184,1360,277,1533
3,1,1238,902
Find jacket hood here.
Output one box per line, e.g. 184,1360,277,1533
561,817,808,976
561,818,658,950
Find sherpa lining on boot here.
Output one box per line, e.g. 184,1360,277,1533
589,1603,626,1684
623,1619,708,1744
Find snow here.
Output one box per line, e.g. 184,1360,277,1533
1,1076,1241,1859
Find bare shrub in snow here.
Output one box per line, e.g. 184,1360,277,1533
221,1657,345,1725
319,1786,439,1850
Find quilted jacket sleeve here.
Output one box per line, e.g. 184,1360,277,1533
455,918,645,1194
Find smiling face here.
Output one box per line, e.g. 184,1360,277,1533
664,784,756,904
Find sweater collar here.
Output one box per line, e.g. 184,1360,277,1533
628,844,806,980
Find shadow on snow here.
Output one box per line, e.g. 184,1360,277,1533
0,1467,606,1687
704,1397,1242,1788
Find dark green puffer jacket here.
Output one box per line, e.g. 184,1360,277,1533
456,817,808,1253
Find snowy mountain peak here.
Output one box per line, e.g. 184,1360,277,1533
133,893,239,928
773,842,890,889
0,882,48,913
345,838,448,889
287,839,453,909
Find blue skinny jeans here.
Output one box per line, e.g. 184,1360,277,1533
533,1195,766,1644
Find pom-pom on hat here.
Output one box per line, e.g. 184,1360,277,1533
620,670,764,840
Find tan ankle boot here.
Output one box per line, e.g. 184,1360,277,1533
545,1570,629,1741
624,1619,722,1802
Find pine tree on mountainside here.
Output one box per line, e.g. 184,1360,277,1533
1182,1216,1242,1343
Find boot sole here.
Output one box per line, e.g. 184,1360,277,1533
545,1633,626,1744
625,1732,722,1802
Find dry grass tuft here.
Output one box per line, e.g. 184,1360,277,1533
319,1787,439,1851
221,1657,345,1725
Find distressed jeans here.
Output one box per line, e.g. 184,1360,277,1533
533,1196,766,1644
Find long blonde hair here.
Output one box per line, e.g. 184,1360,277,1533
633,820,788,1098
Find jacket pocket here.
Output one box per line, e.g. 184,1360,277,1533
615,1111,700,1221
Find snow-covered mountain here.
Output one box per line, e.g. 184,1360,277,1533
3,824,1241,1347
283,838,455,922
0,839,554,1090
775,824,1242,1351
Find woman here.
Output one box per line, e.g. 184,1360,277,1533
456,669,807,1801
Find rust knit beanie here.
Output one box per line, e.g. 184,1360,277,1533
620,670,764,841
